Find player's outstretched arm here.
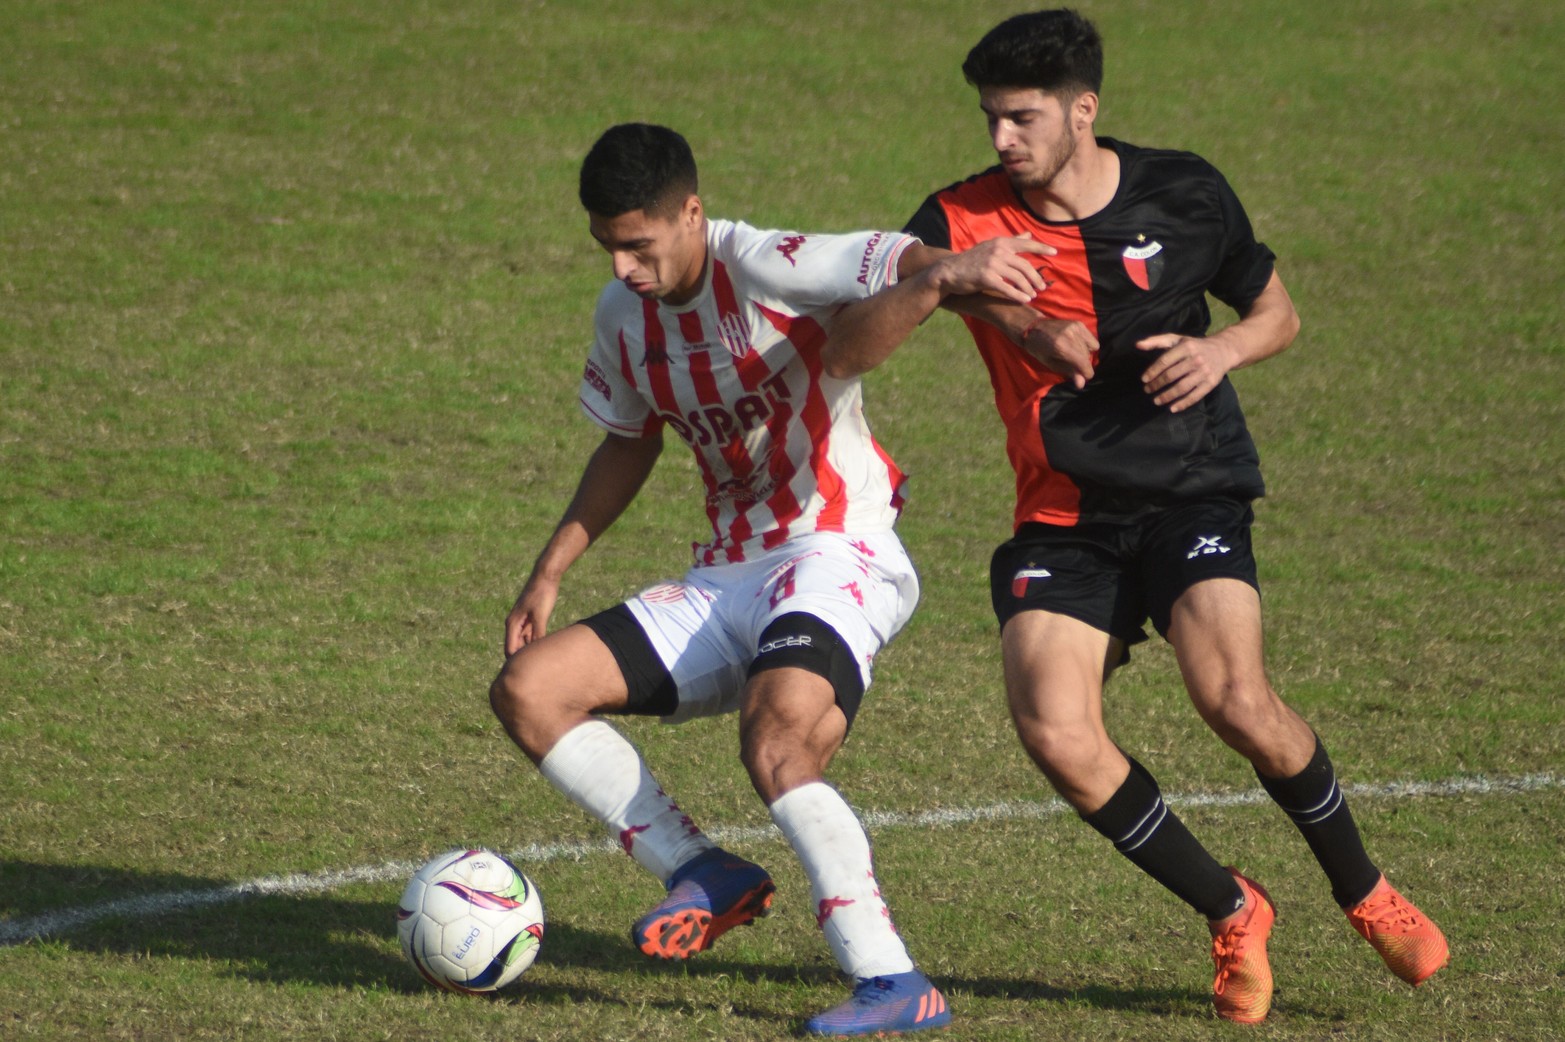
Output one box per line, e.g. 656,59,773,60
1137,271,1299,413
898,243,1098,388
821,237,1051,379
503,431,664,654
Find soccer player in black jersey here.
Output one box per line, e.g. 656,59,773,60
896,8,1448,1023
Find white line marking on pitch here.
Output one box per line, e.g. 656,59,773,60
1,772,1556,947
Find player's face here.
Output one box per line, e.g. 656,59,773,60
980,87,1084,191
589,196,706,306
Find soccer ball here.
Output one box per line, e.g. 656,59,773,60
396,848,545,993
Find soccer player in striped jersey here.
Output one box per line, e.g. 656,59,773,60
898,8,1449,1024
489,122,1045,1035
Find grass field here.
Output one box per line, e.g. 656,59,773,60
3,1,1562,1039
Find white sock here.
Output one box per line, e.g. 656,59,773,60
538,720,714,884
769,781,915,979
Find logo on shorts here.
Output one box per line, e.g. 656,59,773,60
1011,567,1053,598
1187,535,1232,560
758,634,813,655
640,583,688,604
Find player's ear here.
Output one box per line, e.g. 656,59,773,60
1073,91,1099,131
680,194,703,228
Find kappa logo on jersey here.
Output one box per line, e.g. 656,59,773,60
641,343,670,365
1187,535,1232,559
1011,566,1053,598
1122,236,1165,291
776,235,807,266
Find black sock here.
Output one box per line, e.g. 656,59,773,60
1256,735,1381,907
1082,756,1244,920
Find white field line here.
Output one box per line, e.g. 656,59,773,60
2,771,1556,947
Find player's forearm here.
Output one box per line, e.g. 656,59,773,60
940,293,1039,344
1211,272,1299,371
528,432,663,583
897,242,1045,345
828,238,1049,377
821,270,947,379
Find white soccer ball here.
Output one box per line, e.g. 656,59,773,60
396,848,545,993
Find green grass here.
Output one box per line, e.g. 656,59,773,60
2,0,1562,1039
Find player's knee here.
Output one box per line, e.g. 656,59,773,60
740,726,830,803
1016,716,1111,779
738,727,786,788
489,652,551,728
1198,678,1284,748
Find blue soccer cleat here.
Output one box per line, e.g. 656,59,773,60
631,847,775,959
804,970,953,1036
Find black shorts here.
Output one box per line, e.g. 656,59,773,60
989,497,1260,643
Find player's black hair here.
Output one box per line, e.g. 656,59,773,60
578,123,699,219
962,9,1104,96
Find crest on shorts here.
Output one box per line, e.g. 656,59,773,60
1121,236,1165,291
1011,567,1053,598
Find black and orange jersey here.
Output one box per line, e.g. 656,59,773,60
905,138,1276,529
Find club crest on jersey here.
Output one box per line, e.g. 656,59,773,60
1011,566,1053,598
717,311,751,357
1121,237,1165,291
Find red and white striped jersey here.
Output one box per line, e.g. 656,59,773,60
578,218,917,566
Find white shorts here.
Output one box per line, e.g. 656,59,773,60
623,530,919,723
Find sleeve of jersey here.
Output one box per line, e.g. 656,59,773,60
577,299,660,438
734,226,919,309
902,194,953,250
1207,168,1277,314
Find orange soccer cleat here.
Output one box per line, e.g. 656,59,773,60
1209,869,1277,1024
1345,875,1449,986
631,847,775,959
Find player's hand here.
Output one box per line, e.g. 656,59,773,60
503,578,559,656
933,235,1053,305
1136,333,1239,412
1020,316,1097,389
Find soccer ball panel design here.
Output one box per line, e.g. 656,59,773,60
396,848,545,993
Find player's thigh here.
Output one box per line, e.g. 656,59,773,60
493,621,631,717
618,581,749,723
1166,576,1270,699
742,531,920,701
1000,609,1118,732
